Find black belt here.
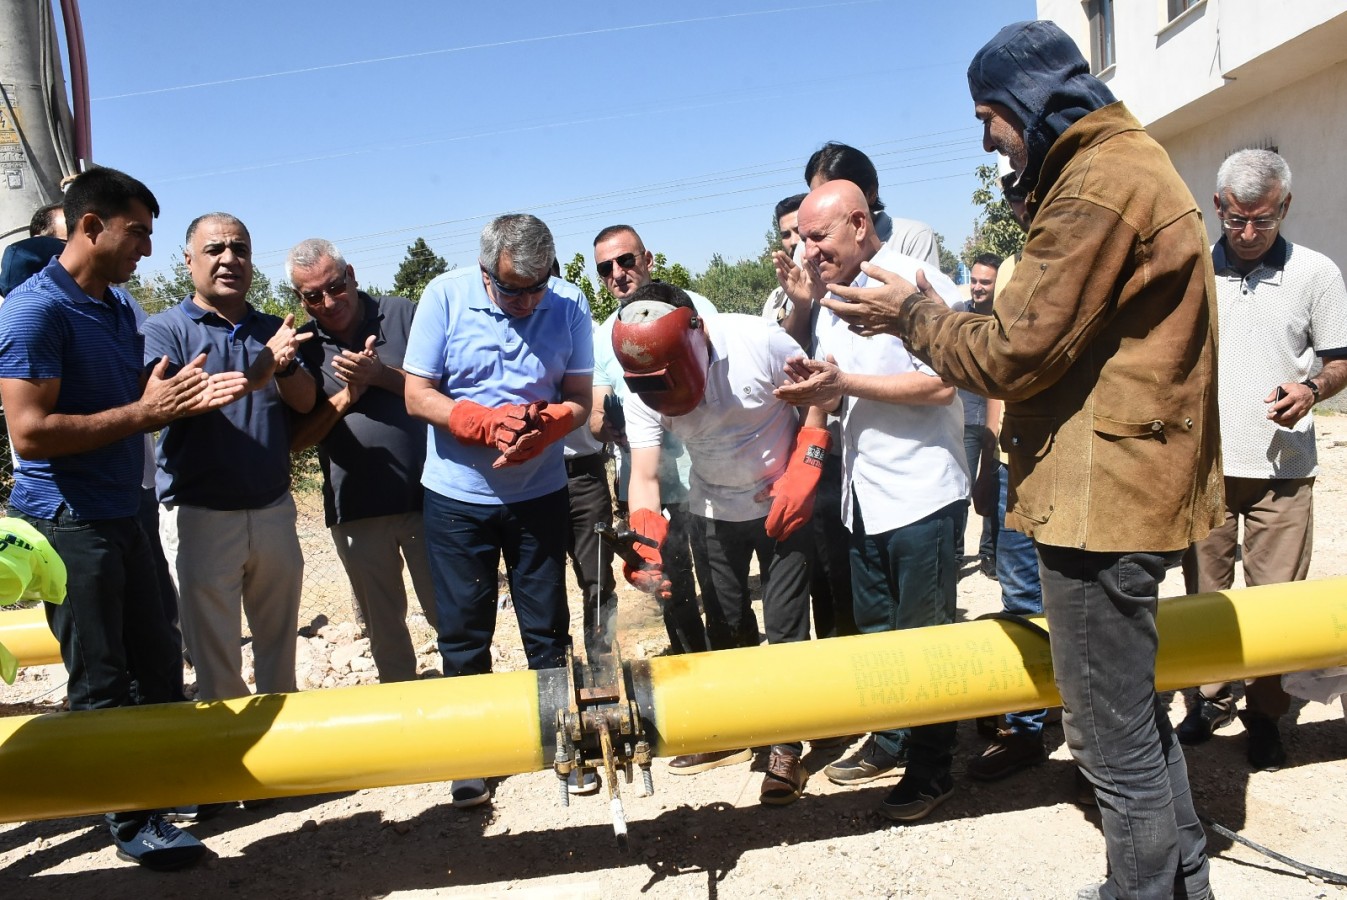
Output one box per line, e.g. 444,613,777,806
565,453,607,478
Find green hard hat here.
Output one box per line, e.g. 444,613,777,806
0,518,67,605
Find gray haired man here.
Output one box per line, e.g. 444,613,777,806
403,215,593,808
289,238,438,684
1181,149,1347,769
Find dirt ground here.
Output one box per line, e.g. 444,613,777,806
2,419,1347,900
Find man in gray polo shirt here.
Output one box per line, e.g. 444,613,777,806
288,238,437,683
1180,149,1347,770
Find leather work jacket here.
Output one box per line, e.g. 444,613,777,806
898,102,1223,552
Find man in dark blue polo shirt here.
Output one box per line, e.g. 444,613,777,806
142,212,316,703
0,167,246,870
288,237,435,683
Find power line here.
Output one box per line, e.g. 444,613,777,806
92,1,887,101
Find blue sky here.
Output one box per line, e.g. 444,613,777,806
79,0,1034,292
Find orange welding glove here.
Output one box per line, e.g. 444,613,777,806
623,508,672,599
762,426,831,541
491,402,577,468
447,399,533,451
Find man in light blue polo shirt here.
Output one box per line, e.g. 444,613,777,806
404,214,593,809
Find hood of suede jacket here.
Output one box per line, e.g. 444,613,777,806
967,20,1116,198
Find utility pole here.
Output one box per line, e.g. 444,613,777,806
0,0,81,256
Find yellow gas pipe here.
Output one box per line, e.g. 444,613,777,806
0,580,1342,824
0,605,61,667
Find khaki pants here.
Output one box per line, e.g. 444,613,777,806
160,494,304,700
1192,476,1313,717
330,511,436,683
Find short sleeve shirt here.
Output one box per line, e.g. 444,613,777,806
814,244,968,534
403,268,593,505
1212,236,1347,478
142,299,293,510
298,293,426,527
0,259,145,519
624,313,800,522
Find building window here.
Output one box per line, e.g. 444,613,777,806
1167,0,1201,21
1087,0,1115,73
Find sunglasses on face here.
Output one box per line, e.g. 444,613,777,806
596,252,638,279
482,266,550,298
296,275,348,305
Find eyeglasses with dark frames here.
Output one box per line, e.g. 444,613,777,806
481,266,550,298
295,275,349,305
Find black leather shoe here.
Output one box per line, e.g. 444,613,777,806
1240,711,1287,771
1177,696,1235,745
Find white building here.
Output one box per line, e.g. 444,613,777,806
1036,0,1347,269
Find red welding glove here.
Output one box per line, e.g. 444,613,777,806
491,402,576,469
623,508,671,599
761,426,831,541
447,399,533,451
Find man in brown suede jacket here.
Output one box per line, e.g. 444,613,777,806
824,21,1221,900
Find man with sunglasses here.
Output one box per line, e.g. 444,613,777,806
589,225,727,775
404,214,593,809
287,237,437,685
1179,149,1347,770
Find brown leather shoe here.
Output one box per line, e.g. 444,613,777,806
760,749,807,805
666,748,752,775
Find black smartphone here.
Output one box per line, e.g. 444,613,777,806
1274,386,1288,402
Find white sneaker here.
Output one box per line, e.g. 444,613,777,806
450,778,490,808
567,769,600,795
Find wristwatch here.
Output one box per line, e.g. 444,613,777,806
1302,378,1321,401
276,358,300,379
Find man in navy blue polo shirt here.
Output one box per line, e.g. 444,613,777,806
0,167,246,870
142,213,316,703
288,237,436,683
404,213,593,809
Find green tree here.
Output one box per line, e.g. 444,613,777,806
125,254,299,320
689,218,782,315
962,163,1026,265
691,252,777,316
562,252,616,322
392,237,448,301
933,232,961,278
650,252,691,290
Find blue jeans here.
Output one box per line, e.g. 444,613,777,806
993,463,1046,735
425,488,570,676
1037,544,1210,900
957,425,997,560
850,498,959,777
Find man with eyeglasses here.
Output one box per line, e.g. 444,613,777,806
404,214,593,809
1178,149,1347,771
589,225,729,775
142,212,316,712
286,238,437,685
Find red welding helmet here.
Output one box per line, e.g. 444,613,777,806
612,300,709,416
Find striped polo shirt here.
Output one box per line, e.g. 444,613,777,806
0,258,145,519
